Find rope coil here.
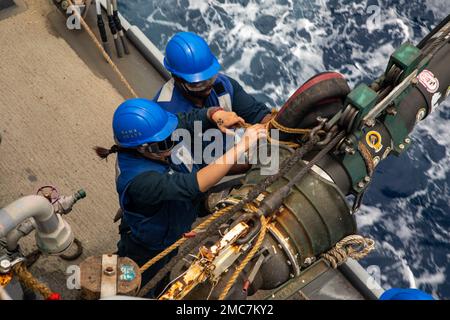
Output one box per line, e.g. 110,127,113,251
320,235,375,269
218,215,267,300
12,263,57,300
139,204,236,274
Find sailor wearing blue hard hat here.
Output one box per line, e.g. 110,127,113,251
155,32,272,125
380,288,435,300
94,98,265,297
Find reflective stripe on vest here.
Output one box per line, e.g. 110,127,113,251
157,78,175,103
218,93,232,111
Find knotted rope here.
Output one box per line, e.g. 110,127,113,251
321,235,375,269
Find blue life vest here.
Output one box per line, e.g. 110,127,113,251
154,73,236,161
154,73,234,113
116,150,201,250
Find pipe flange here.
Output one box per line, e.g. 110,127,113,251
266,222,301,277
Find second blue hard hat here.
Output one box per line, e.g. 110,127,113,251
164,32,221,83
380,288,434,300
112,98,178,148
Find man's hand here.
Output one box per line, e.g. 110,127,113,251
211,109,246,134
236,124,267,152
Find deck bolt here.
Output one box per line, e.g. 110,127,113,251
357,181,365,188
364,119,375,127
404,138,411,144
399,144,405,150
345,146,355,155
104,266,115,276
386,106,397,116
364,176,371,183
0,260,11,271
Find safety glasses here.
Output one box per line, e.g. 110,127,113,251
182,75,218,92
146,136,175,154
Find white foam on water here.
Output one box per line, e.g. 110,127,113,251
134,0,450,297
356,205,383,228
415,102,450,181
382,242,417,289
416,269,446,286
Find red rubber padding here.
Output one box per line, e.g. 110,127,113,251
278,72,345,114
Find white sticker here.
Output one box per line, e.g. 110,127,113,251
417,69,440,93
431,92,442,112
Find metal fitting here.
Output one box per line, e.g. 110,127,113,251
344,146,356,155
0,259,11,273
386,106,398,116
364,119,376,127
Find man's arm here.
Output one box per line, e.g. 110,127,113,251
127,170,201,208
176,108,214,134
227,76,271,124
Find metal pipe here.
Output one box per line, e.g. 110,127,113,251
112,0,129,55
0,196,73,254
6,219,35,251
95,0,111,57
106,0,123,58
0,195,54,237
339,258,384,300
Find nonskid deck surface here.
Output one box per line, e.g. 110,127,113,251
0,0,164,299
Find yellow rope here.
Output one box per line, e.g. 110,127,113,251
67,0,138,98
139,204,235,273
266,123,301,148
321,235,375,269
218,215,267,300
269,117,312,135
358,142,375,177
12,263,53,299
264,109,316,148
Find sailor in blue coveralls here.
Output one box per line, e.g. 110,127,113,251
154,32,272,125
94,98,266,297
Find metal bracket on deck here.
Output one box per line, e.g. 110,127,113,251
100,254,118,299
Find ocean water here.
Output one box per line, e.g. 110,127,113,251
119,0,450,299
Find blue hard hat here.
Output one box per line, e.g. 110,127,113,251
112,98,178,148
380,288,434,300
164,32,221,83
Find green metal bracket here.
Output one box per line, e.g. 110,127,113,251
341,152,368,193
345,84,378,130
386,42,421,78
383,113,412,155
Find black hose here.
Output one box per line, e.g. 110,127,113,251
138,135,322,297
417,14,450,49
59,238,83,261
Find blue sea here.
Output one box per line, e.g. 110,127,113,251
119,0,450,299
